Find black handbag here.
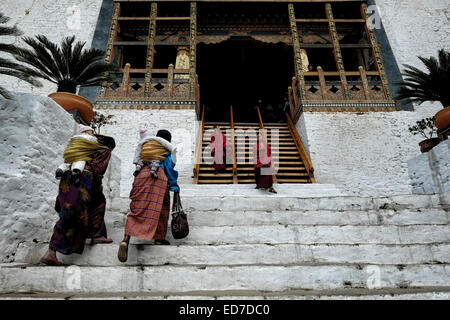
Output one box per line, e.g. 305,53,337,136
171,192,189,239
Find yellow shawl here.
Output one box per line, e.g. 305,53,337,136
63,138,110,163
140,140,168,161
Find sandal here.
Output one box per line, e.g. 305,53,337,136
91,236,113,244
154,239,171,245
40,253,63,266
117,241,129,263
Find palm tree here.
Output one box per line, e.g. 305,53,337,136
397,49,450,108
13,35,117,94
0,12,42,99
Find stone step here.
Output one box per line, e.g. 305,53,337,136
108,193,444,214
1,264,449,294
100,225,450,246
2,291,450,300
14,243,450,267
104,208,450,228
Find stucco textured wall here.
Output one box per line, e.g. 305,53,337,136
408,140,450,194
0,94,74,262
298,0,450,195
99,109,197,197
302,104,442,196
0,94,120,262
0,0,449,197
0,0,104,96
375,0,450,69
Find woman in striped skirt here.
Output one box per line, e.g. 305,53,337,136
118,129,179,262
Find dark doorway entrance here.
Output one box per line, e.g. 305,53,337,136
197,37,294,123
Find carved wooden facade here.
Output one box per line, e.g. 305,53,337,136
97,1,199,113
98,0,396,121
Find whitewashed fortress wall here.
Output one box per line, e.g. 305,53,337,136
0,0,449,196
1,0,105,95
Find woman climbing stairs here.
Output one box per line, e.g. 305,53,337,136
196,120,313,184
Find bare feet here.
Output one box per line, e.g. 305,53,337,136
40,249,62,266
118,235,130,263
91,236,113,244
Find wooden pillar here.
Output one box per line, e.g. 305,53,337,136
189,2,197,100
361,3,393,100
230,105,238,184
288,4,307,104
144,2,157,97
359,66,371,100
193,106,205,184
325,3,350,100
195,75,201,119
287,86,295,118
291,77,298,108
105,2,120,64
317,66,328,100
121,63,131,97
101,2,120,97
167,64,174,97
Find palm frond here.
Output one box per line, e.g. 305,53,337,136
0,43,21,55
0,12,41,94
70,48,104,80
0,85,12,99
0,68,43,87
77,64,117,86
14,33,115,93
396,49,450,107
0,25,22,37
0,12,10,24
14,36,63,82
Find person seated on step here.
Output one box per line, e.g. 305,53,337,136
55,124,98,186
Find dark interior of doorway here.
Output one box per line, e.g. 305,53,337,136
197,37,294,123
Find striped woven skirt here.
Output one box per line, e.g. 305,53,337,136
125,166,170,241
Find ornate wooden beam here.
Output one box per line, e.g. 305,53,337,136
121,63,131,97
189,1,197,100
167,64,174,97
193,105,205,184
144,2,158,97
100,2,121,98
317,66,328,100
285,111,315,183
105,3,120,64
359,66,371,100
288,4,307,105
361,2,393,100
230,105,238,184
325,3,350,100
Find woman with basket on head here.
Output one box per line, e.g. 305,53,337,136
118,129,180,263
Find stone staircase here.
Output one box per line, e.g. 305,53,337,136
1,185,450,299
198,122,312,184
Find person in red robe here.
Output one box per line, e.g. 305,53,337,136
210,126,232,173
253,133,277,193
